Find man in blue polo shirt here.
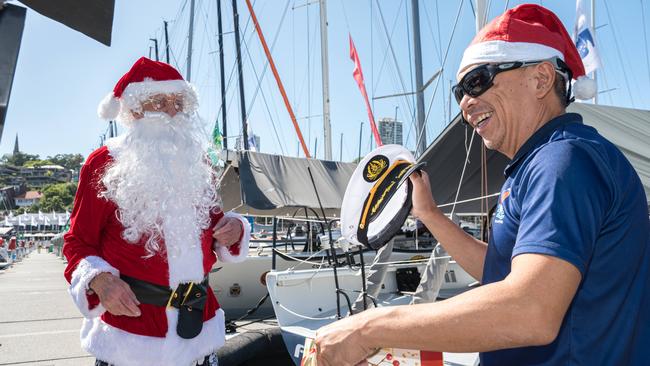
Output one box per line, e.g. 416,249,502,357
314,4,649,366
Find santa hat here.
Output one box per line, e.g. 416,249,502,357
458,4,596,100
98,57,198,121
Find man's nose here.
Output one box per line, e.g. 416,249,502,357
163,104,178,117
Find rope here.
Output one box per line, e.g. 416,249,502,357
437,192,500,208
603,0,636,106
417,0,464,156
450,128,475,218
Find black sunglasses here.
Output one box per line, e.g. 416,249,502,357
452,57,571,104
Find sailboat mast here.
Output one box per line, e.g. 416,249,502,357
410,0,426,155
217,0,228,149
475,0,487,32
319,0,332,160
163,21,170,64
187,0,195,82
591,0,597,104
232,0,249,149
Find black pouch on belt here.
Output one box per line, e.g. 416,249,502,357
121,274,209,339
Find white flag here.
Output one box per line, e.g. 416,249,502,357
31,216,37,227
247,125,258,152
38,210,44,220
4,216,10,226
574,0,601,74
44,216,50,226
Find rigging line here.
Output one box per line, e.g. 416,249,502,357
421,0,446,128
240,26,288,154
504,0,510,12
375,0,417,121
437,192,500,209
373,1,417,148
603,0,636,107
337,0,352,32
641,0,650,90
417,0,464,155
212,0,260,133
468,0,476,19
414,0,464,157
450,127,477,218
242,0,291,120
484,0,493,27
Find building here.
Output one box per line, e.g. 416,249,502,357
15,191,43,208
378,117,403,145
18,165,72,189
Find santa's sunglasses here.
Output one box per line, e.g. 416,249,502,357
452,57,571,104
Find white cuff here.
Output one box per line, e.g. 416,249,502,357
68,256,119,318
214,212,250,263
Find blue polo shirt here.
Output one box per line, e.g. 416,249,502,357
481,113,650,366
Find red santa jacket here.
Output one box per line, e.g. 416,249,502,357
63,146,250,366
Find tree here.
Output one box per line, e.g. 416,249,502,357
47,153,85,171
1,152,40,166
23,159,53,168
37,183,77,212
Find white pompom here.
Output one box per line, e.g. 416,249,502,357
573,76,597,100
97,93,121,120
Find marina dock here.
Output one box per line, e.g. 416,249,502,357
0,251,91,365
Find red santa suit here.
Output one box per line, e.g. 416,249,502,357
63,57,251,366
63,146,250,366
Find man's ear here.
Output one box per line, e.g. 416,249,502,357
532,62,556,99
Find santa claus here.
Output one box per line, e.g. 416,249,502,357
63,57,250,366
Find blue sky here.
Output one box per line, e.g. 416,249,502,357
3,0,649,162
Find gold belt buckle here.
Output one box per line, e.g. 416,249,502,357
166,282,195,308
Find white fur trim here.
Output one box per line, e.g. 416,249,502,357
98,93,121,120
165,223,206,290
214,212,250,264
458,40,563,79
68,256,119,318
122,79,192,99
80,308,226,366
573,75,597,100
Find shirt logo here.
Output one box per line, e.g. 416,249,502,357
494,188,511,225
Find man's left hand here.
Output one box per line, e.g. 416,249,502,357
212,217,242,247
315,314,376,366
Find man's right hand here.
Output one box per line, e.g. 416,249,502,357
409,171,439,220
89,272,141,317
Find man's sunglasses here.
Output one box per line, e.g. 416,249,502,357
452,57,571,104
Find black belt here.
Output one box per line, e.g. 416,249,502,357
120,274,209,339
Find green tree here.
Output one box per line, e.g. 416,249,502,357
1,152,40,166
47,153,85,171
38,183,77,212
23,159,53,168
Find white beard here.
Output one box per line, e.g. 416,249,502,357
101,112,218,258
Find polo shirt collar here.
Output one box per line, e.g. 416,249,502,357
504,113,583,177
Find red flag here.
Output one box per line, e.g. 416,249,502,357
349,35,382,147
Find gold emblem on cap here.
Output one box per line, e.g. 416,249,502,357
366,158,388,181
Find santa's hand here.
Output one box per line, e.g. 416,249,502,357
212,216,242,247
315,314,376,366
89,272,141,317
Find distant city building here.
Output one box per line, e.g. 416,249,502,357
378,117,403,145
15,191,43,208
18,165,72,189
235,134,261,152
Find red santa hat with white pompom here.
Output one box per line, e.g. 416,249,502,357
98,57,198,120
457,4,597,101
